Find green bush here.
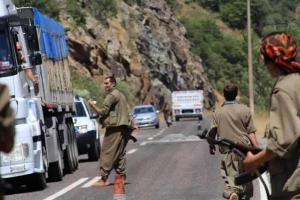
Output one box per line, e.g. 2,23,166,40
87,0,118,19
66,0,86,26
70,66,105,105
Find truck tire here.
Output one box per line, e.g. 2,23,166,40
175,116,179,121
29,173,47,190
88,139,100,161
64,122,76,173
67,122,78,169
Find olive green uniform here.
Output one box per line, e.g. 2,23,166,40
0,85,16,200
213,102,256,199
99,88,129,180
266,73,300,200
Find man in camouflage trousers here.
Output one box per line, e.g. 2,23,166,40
212,84,258,200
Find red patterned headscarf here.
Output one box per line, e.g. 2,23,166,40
260,33,300,73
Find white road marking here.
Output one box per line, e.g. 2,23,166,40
43,177,89,200
81,176,101,188
127,148,138,154
146,127,167,141
140,142,146,146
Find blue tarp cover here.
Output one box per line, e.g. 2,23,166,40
33,8,68,59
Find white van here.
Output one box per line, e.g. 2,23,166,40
172,90,204,121
73,96,100,161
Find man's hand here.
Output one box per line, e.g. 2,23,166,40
88,99,97,106
243,151,261,174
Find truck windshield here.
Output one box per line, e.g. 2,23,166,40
0,30,14,73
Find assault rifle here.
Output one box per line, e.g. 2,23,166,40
197,127,268,186
126,126,138,143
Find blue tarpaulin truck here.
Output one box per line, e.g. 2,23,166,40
0,0,78,190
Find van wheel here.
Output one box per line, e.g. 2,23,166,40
88,139,100,161
175,117,179,121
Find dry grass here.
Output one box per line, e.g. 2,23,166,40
254,111,268,136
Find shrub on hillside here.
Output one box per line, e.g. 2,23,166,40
84,0,118,20
66,0,86,26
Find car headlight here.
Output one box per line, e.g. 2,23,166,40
79,125,88,133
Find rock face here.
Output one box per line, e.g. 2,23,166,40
65,0,214,108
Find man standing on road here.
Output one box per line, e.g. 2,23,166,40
212,84,258,200
243,32,300,200
89,75,129,187
0,84,16,199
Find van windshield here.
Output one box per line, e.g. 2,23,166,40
0,30,14,73
75,102,87,117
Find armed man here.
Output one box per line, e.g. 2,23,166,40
211,84,258,200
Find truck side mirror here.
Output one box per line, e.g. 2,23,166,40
30,53,42,65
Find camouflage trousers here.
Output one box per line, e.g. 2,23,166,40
99,126,129,180
221,152,253,200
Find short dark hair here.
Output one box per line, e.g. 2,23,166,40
104,75,116,86
223,84,238,101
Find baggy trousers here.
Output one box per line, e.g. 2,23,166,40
99,126,129,180
221,152,253,199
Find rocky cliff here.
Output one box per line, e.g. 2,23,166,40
63,0,214,108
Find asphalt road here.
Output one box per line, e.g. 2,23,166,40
5,116,264,200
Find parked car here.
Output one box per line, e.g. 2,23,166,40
73,96,100,161
132,105,160,129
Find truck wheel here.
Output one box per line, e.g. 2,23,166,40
175,117,179,121
88,139,100,161
67,122,78,170
29,173,47,190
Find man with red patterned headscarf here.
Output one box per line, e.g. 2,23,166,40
244,32,300,200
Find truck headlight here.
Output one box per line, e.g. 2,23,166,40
195,109,201,113
174,109,180,114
